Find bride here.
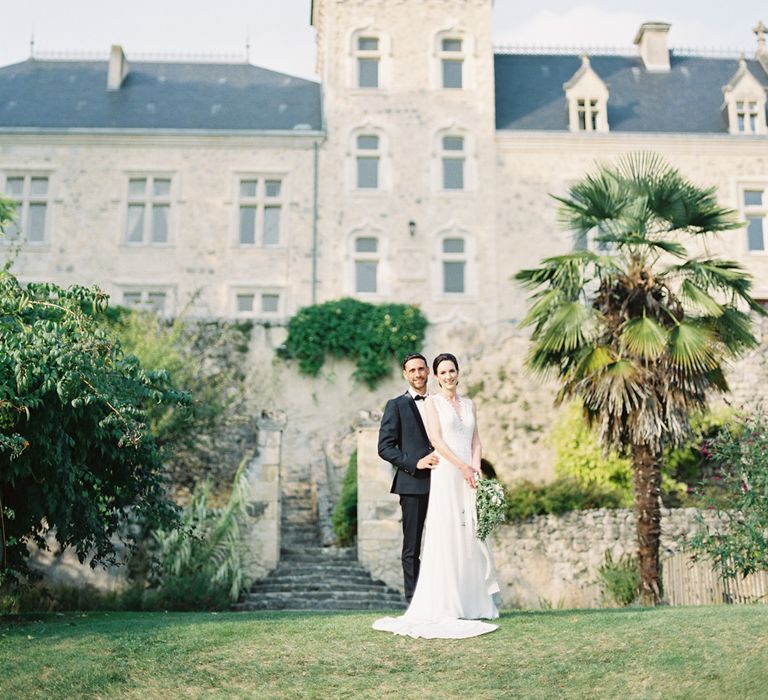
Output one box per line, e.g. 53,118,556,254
373,352,500,639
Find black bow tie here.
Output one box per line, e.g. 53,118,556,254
413,394,427,401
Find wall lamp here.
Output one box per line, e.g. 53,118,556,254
408,220,416,236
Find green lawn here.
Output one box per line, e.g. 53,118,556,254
1,606,766,699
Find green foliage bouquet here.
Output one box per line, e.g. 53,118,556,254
475,477,506,540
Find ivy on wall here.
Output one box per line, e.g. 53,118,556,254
279,298,428,388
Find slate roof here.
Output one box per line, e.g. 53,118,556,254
0,59,322,131
494,53,768,133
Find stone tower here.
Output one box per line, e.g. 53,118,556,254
311,0,500,327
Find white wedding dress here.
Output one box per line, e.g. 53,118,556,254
373,394,500,639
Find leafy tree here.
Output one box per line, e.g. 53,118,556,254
688,411,768,578
515,153,763,603
0,200,185,580
107,308,253,496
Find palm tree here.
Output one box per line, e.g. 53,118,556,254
515,153,764,604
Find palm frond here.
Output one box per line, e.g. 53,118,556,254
603,234,687,258
620,316,669,359
538,302,597,353
707,307,760,356
667,321,717,372
679,279,724,317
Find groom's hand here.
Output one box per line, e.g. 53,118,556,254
417,452,439,470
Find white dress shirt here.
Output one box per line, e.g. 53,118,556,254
408,388,429,427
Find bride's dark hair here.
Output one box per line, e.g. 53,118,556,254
432,352,459,375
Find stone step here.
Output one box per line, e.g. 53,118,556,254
280,546,355,558
235,599,406,612
252,573,388,586
251,579,389,594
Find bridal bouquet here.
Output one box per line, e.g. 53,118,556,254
475,476,506,540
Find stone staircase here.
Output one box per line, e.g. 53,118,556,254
237,479,405,611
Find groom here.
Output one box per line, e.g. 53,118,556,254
378,352,439,602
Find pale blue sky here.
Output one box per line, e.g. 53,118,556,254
2,1,765,78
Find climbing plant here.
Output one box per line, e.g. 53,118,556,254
279,298,428,388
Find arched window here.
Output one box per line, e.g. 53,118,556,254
440,135,465,190
353,235,379,294
355,35,380,88
433,30,474,91
433,128,474,192
439,36,464,89
441,236,466,294
352,131,386,190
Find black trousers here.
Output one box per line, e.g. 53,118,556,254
399,493,429,602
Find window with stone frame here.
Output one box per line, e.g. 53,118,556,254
1,174,49,244
121,288,170,314
576,99,600,131
441,237,466,294
441,135,465,190
355,35,380,88
743,187,768,252
736,101,761,134
353,236,379,293
439,37,464,89
125,176,172,245
238,177,283,246
235,290,281,315
355,135,381,189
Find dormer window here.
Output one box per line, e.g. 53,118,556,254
577,99,599,131
737,101,760,134
563,55,609,133
723,58,767,135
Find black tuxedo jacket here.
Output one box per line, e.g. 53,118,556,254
378,392,434,495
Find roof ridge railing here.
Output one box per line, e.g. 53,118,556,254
493,44,748,60
33,49,249,64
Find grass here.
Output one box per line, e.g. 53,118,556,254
1,606,767,699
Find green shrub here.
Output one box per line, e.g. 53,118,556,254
332,452,358,546
279,298,428,388
597,551,641,607
551,402,633,503
148,460,253,610
505,478,625,523
688,411,768,579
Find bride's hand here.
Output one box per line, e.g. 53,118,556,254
460,464,477,489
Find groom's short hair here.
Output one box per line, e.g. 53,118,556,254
402,352,428,369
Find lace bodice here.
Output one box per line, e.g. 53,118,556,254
431,394,474,460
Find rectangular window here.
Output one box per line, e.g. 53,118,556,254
443,159,465,190
442,60,463,89
2,174,49,244
443,261,465,293
236,293,254,313
122,290,168,314
239,207,256,245
355,237,378,253
356,157,379,189
355,261,378,293
744,186,768,253
442,39,462,52
263,207,280,246
358,59,379,88
747,216,765,251
237,177,283,245
125,176,172,245
443,238,465,254
358,37,379,51
261,293,279,313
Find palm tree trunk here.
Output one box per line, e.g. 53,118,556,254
632,442,663,605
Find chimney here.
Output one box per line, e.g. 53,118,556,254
107,44,129,90
634,22,671,72
755,20,768,74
